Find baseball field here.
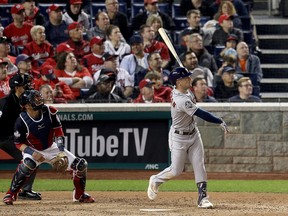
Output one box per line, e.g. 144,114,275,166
1,170,288,216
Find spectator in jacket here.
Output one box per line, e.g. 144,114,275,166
44,4,69,47
87,11,110,40
0,59,9,99
131,0,175,32
0,37,18,77
236,41,262,84
22,0,46,25
62,0,90,31
192,76,217,102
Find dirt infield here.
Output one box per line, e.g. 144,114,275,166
1,170,288,215
1,191,288,216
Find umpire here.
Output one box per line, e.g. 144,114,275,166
0,73,41,200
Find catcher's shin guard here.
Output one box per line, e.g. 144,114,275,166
71,157,87,199
197,182,207,205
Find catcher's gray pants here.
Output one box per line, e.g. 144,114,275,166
152,128,207,185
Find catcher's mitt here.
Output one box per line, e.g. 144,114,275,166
50,152,68,172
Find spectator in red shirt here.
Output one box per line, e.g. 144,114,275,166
133,78,165,103
65,22,90,61
140,24,170,69
3,4,33,48
34,65,75,102
0,58,10,99
54,52,93,99
81,36,106,76
22,25,54,70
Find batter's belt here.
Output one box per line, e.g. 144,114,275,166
174,128,196,135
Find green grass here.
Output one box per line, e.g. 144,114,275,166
1,179,288,193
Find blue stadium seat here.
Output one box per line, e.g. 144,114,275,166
158,3,170,14
118,3,127,14
200,16,210,27
243,30,253,46
0,4,14,23
173,17,188,30
91,3,106,17
173,30,181,44
0,17,10,27
131,0,144,3
131,3,144,19
172,3,182,17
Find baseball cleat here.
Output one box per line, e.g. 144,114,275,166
147,175,158,200
3,193,16,205
198,197,213,209
73,190,95,203
18,190,42,200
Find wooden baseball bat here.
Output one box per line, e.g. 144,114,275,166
158,28,184,68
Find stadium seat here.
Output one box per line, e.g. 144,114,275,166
173,31,181,44
0,17,10,28
91,3,106,17
200,16,210,27
131,3,144,19
158,3,170,14
173,17,188,30
0,4,14,23
243,31,253,46
172,3,182,17
131,0,144,3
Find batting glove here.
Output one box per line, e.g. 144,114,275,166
220,121,229,134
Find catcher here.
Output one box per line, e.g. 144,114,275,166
3,90,95,205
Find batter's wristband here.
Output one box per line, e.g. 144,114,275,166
23,146,35,155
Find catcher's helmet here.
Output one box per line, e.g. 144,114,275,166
169,67,192,86
9,73,33,90
20,90,44,110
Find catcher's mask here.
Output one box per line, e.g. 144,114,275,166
20,89,44,110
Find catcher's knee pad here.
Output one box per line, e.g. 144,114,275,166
21,158,37,174
71,157,87,178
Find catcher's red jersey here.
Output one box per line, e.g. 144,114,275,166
3,22,33,46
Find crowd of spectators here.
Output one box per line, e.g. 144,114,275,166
0,0,262,103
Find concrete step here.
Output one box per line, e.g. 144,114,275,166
260,80,288,92
262,64,288,78
258,35,288,49
260,92,288,102
259,50,288,64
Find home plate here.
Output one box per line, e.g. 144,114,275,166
140,208,174,212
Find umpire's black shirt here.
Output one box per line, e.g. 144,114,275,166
0,93,21,139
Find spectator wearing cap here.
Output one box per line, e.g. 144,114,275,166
44,4,69,47
235,41,262,84
186,33,218,75
131,0,175,32
41,43,75,69
16,54,40,79
85,73,122,103
219,34,239,58
144,71,172,102
104,24,131,66
180,10,212,47
212,14,243,46
191,76,218,102
94,53,134,98
65,22,90,61
81,36,106,76
87,11,110,41
120,35,149,77
22,0,46,26
63,0,90,31
214,65,238,101
133,78,165,103
105,0,130,41
0,59,9,99
228,77,261,102
213,1,243,29
34,65,75,101
0,37,18,77
3,4,33,48
22,25,54,70
140,24,170,69
54,51,93,99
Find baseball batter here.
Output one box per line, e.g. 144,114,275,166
147,67,228,208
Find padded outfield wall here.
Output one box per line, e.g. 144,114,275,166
1,103,288,173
